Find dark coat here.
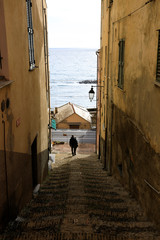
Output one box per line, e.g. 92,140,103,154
69,136,78,148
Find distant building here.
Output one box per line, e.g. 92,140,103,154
87,108,97,129
0,0,50,228
55,102,91,129
99,0,160,226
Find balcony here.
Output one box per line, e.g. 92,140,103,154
0,76,13,89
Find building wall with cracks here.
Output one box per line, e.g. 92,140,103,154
0,0,50,228
99,0,160,226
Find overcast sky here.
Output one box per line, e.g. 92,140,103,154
46,0,101,49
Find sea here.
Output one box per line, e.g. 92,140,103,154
49,48,97,110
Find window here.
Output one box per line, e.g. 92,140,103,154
118,39,125,89
156,30,160,82
110,0,113,6
69,125,79,129
26,0,35,71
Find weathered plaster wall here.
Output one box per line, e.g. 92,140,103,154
3,0,48,154
0,0,49,228
0,0,9,78
112,105,160,226
112,0,160,153
100,0,160,226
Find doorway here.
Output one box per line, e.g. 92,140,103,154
31,136,38,189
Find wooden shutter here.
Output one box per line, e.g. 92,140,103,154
156,31,160,82
26,0,35,70
118,40,125,89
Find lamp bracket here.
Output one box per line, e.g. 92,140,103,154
91,85,104,88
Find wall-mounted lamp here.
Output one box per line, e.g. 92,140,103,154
89,85,104,102
89,87,95,102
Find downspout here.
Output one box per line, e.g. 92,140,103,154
96,50,100,156
99,0,103,161
2,118,9,218
106,4,111,173
109,21,115,176
99,50,102,160
42,0,51,153
46,13,51,153
47,27,51,153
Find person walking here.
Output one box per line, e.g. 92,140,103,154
69,135,78,156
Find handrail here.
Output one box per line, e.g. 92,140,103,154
144,179,160,195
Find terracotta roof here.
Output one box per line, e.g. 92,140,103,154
55,102,91,124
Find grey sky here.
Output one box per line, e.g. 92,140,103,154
46,0,101,48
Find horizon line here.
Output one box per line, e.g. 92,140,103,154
49,47,99,49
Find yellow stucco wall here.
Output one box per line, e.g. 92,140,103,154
100,0,160,225
101,0,160,153
57,114,91,129
111,0,160,153
0,0,49,227
0,0,48,154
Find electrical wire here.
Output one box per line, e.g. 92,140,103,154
113,0,155,24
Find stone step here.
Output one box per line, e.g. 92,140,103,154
3,232,159,240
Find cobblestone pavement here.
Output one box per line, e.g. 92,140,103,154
1,153,160,240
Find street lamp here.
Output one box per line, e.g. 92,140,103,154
89,85,104,102
89,87,95,102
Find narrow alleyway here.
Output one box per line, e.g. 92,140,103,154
1,153,160,240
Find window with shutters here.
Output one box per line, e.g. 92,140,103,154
156,30,160,82
118,39,125,89
26,0,35,71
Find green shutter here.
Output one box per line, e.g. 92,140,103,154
118,39,125,89
26,0,35,70
156,31,160,82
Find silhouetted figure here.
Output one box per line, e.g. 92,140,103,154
69,135,78,156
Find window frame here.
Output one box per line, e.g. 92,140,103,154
109,0,113,6
26,0,35,71
156,30,160,82
118,39,125,89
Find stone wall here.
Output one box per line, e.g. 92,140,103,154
112,105,160,226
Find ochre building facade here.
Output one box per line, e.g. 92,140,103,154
57,114,91,129
55,103,92,129
99,0,160,226
0,0,50,228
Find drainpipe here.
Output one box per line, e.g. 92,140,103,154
42,0,51,153
99,50,102,160
96,49,100,156
108,21,116,175
106,4,112,175
2,118,9,218
46,13,51,154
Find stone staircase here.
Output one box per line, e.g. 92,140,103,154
1,153,160,240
